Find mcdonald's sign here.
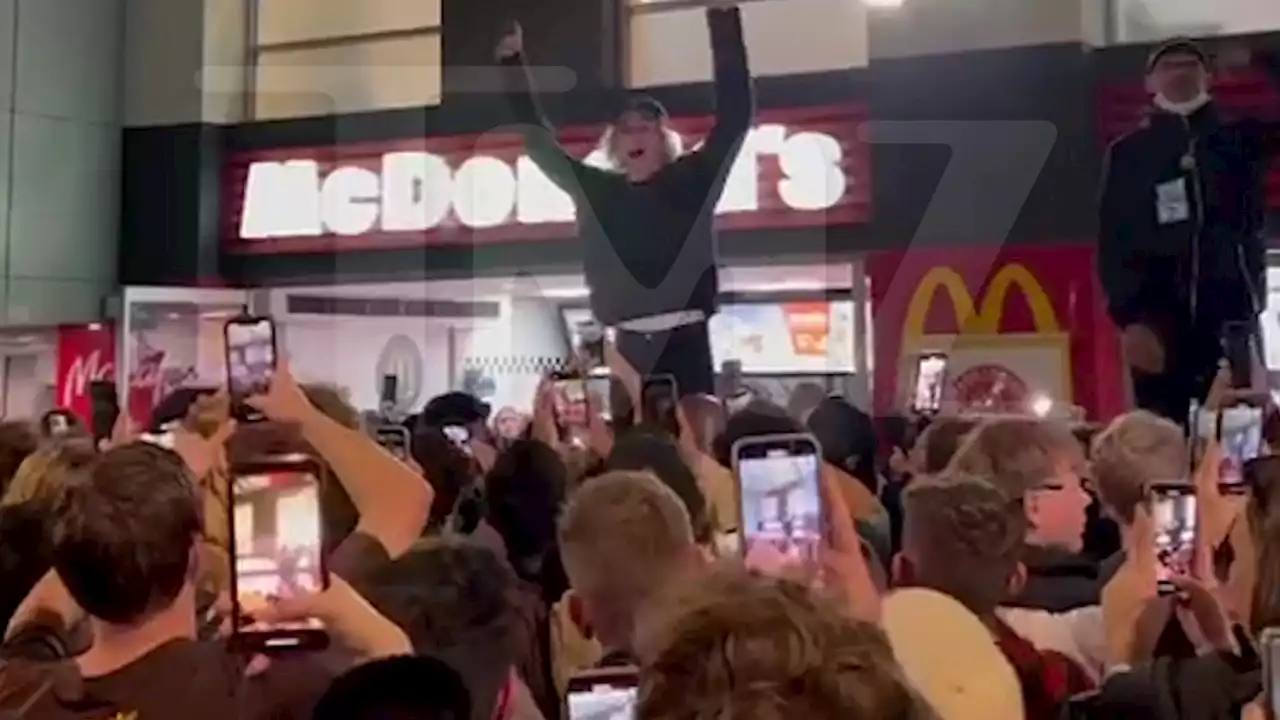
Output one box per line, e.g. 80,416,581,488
903,263,1060,338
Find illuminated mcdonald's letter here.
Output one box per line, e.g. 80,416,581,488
903,264,1059,338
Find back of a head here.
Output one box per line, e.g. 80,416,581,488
806,397,878,490
947,418,1081,500
363,537,519,720
420,392,490,429
913,418,978,475
712,403,802,468
485,439,567,563
0,421,38,498
558,471,696,650
899,474,1026,618
1,439,97,509
52,443,200,625
606,430,710,544
637,566,933,720
1090,410,1187,525
313,655,471,720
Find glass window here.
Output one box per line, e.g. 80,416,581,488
626,0,867,87
1112,0,1280,43
250,0,441,119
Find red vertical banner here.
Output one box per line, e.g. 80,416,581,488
55,324,116,422
866,243,1126,421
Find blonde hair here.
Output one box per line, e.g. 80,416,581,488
948,418,1082,500
558,471,695,648
637,567,934,720
1090,410,1187,524
1,439,96,508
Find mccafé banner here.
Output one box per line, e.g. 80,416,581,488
55,324,116,423
866,245,1126,420
223,104,870,255
1098,69,1280,206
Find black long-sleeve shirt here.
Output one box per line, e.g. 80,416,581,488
503,8,754,325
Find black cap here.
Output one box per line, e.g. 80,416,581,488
419,391,491,427
1147,37,1209,72
613,94,668,124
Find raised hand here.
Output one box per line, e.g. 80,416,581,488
495,21,523,62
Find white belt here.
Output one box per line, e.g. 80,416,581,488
615,309,707,333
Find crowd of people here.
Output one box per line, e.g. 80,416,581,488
0,346,1269,720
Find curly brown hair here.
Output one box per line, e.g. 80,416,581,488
900,474,1026,617
636,566,933,720
948,417,1083,500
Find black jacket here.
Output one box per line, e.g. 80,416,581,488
1006,544,1103,612
1098,65,1279,339
503,8,753,325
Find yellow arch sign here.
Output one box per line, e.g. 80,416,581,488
903,263,1060,338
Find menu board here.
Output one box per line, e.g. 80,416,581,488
562,301,857,375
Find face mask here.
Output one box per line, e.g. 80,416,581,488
1154,91,1211,116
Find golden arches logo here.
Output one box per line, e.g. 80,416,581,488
903,263,1060,337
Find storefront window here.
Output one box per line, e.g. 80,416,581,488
250,0,441,120
118,288,253,426
1111,0,1280,43
626,0,867,88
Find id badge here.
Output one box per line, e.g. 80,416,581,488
1155,178,1190,225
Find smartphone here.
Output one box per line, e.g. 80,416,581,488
911,353,948,414
379,374,399,414
88,380,120,442
586,375,612,421
731,433,824,574
1222,321,1258,390
1214,405,1265,493
641,374,679,435
375,425,411,461
554,375,589,435
565,667,639,720
228,455,330,653
224,316,278,401
1262,627,1280,720
1150,483,1197,595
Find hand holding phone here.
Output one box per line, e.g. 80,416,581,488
1262,627,1280,719
732,434,824,576
228,456,330,653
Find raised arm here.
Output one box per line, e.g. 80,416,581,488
498,24,600,194
692,6,755,177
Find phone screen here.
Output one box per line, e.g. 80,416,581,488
231,460,328,649
566,670,638,720
1218,406,1264,490
586,375,612,421
375,426,411,461
734,435,824,574
642,375,679,434
912,354,948,413
554,379,589,431
225,317,277,398
1151,485,1197,593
